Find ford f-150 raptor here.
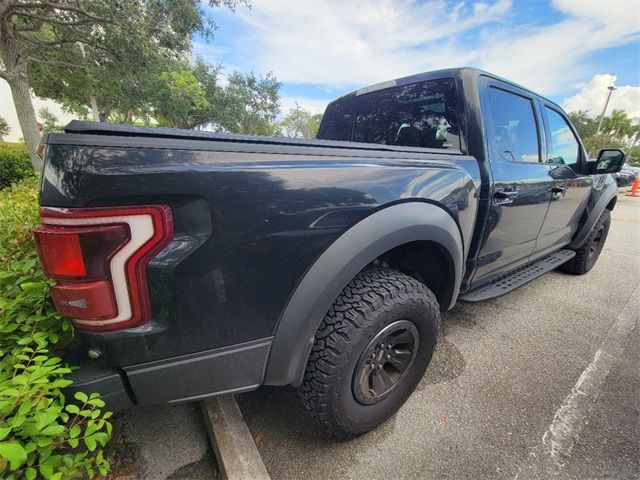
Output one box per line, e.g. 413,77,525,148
34,67,625,439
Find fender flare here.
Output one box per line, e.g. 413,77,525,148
263,201,464,387
569,181,618,249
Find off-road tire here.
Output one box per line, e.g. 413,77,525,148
298,267,440,440
560,209,611,275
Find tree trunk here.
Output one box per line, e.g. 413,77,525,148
89,94,100,122
8,73,43,172
0,8,42,172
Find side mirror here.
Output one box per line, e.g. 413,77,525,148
594,149,625,174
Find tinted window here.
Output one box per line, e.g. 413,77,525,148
545,107,579,166
487,87,540,163
317,78,459,149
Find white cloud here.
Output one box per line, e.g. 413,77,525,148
475,0,640,94
209,0,639,96
563,74,640,120
0,80,74,142
226,0,511,87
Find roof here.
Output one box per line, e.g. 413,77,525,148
330,66,562,110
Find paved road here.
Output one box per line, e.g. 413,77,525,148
236,193,640,480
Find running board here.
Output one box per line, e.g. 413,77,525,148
459,249,576,302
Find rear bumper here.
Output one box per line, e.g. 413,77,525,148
66,364,136,411
66,337,272,411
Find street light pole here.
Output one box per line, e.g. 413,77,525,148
596,83,616,135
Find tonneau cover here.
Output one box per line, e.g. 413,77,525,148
61,120,462,156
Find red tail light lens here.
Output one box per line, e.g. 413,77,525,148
34,225,130,279
50,281,118,320
34,206,173,332
34,230,87,277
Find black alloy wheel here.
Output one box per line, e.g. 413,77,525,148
352,320,419,405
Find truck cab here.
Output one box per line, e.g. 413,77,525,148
317,67,623,293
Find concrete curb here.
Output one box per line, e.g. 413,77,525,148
201,395,270,480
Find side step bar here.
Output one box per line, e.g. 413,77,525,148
459,249,576,302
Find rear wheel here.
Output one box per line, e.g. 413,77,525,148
560,209,611,275
298,267,440,440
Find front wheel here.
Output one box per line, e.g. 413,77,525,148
560,209,611,275
298,268,440,440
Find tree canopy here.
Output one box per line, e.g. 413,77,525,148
38,107,63,133
280,103,323,139
151,68,210,129
568,109,640,165
0,0,244,169
202,70,281,135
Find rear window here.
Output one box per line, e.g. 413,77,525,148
317,78,460,150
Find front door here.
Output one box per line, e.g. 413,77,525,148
472,81,553,284
534,104,592,255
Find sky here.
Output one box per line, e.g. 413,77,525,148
1,0,639,141
195,0,640,116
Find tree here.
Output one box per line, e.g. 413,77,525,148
0,114,9,140
38,107,63,133
568,109,640,158
212,71,281,135
30,45,186,124
151,69,210,129
190,58,224,129
600,109,638,140
149,59,282,134
582,134,626,158
568,110,597,140
280,103,323,138
0,0,243,171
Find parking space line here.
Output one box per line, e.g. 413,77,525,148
515,283,640,479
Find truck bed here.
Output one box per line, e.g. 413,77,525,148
39,119,481,407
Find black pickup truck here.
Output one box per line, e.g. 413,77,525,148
35,67,624,439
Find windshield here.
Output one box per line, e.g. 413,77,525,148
317,78,460,150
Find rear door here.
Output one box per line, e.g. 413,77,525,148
472,79,552,283
534,103,592,255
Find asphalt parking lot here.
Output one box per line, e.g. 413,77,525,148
237,193,640,480
117,192,639,480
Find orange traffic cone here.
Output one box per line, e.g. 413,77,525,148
628,176,640,197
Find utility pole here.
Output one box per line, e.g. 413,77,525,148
596,76,616,135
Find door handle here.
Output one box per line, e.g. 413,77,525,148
494,188,518,206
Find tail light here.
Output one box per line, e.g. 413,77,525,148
34,206,173,332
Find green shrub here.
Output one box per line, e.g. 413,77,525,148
0,179,111,479
0,179,41,264
0,143,34,189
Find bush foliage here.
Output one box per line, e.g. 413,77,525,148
0,143,34,189
0,179,111,479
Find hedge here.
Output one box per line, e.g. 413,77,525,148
0,179,112,479
0,143,34,189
